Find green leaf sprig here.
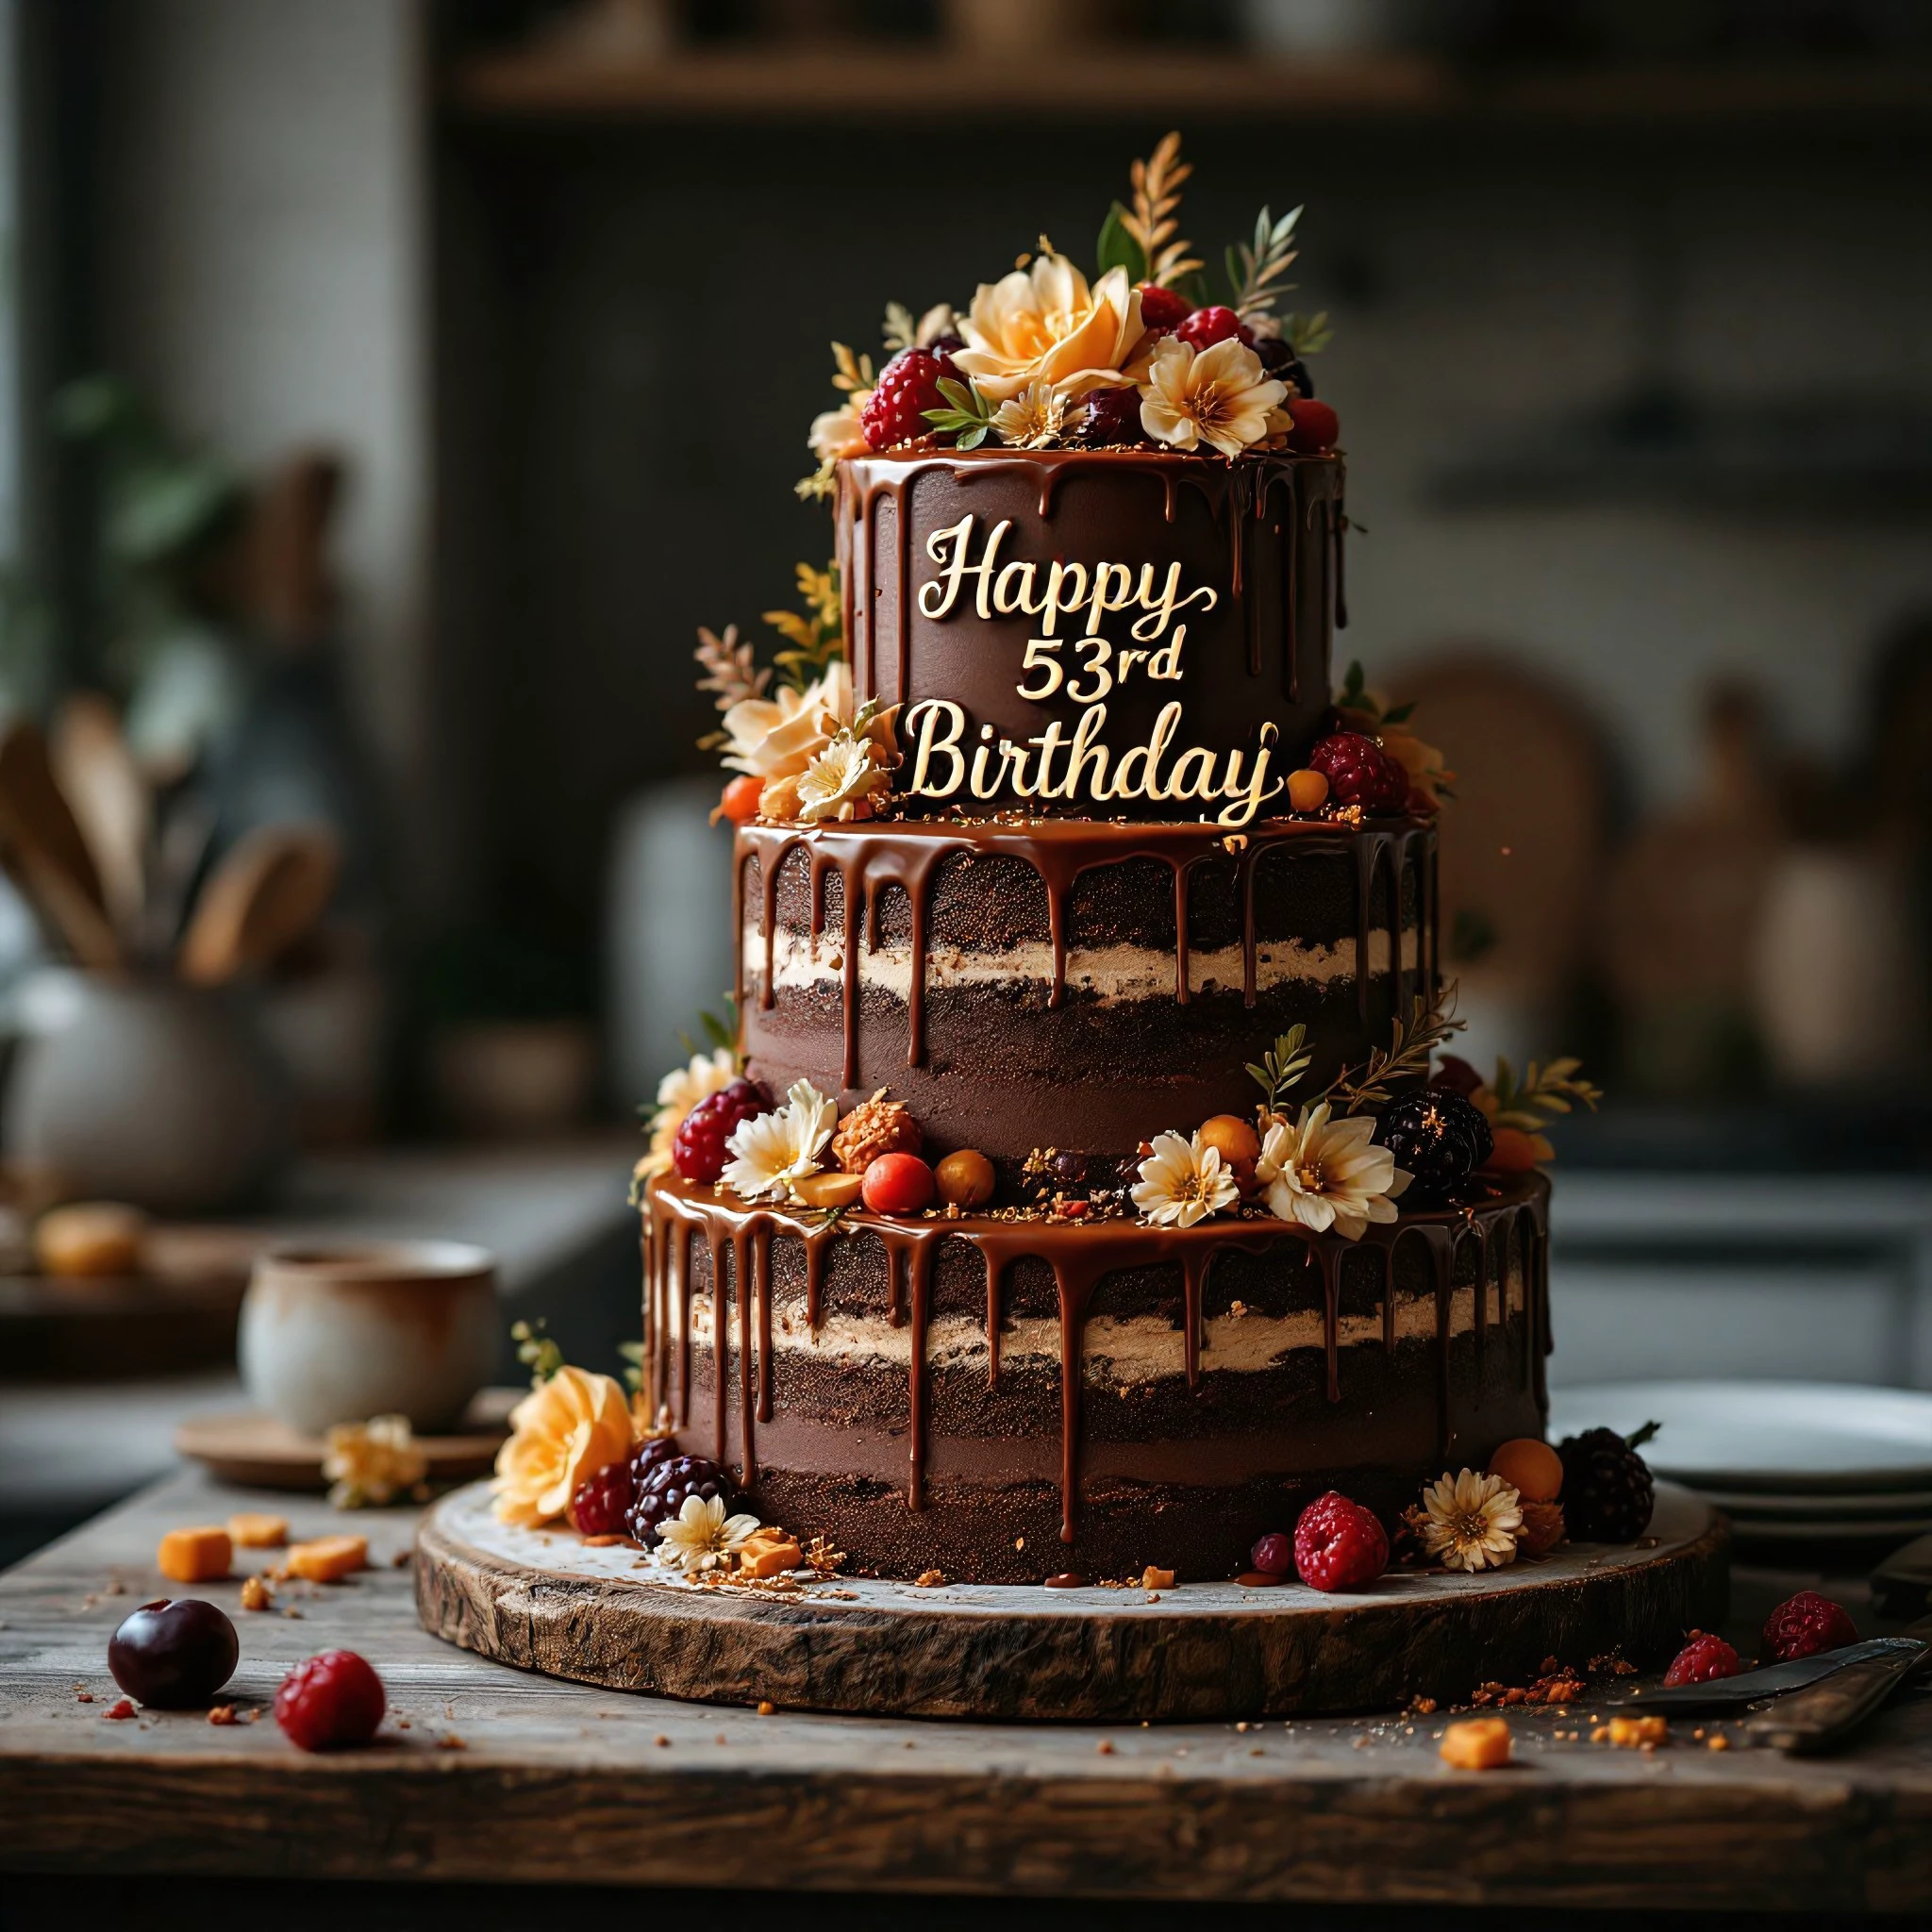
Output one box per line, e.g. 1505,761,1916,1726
1246,1023,1313,1116
1325,986,1467,1117
924,377,995,452
510,1319,565,1389
1227,205,1303,325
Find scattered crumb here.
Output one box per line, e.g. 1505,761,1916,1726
1236,1722,1251,1732
240,1575,274,1613
281,1607,304,1620
1408,1697,1438,1717
1249,1747,1264,1757
715,1734,727,1745
1607,1715,1668,1749
391,1548,413,1568
208,1706,239,1726
75,1690,92,1704
583,1535,634,1549
1014,1537,1024,1550
655,1735,671,1747
437,1733,467,1751
1708,1734,1730,1752
1096,1740,1114,1754
756,1700,775,1716
103,1699,136,1721
914,1570,945,1588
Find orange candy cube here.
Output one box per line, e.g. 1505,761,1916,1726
1440,1717,1513,1770
158,1526,233,1583
286,1534,369,1583
226,1512,290,1549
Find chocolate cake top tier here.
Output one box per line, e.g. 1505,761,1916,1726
835,449,1345,827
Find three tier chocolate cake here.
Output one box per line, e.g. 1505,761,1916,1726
633,137,1588,1585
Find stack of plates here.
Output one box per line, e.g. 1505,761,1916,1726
1548,1381,1932,1561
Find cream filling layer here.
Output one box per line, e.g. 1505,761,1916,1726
741,925,1417,1004
678,1270,1520,1385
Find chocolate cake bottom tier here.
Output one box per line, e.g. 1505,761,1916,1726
642,1174,1550,1584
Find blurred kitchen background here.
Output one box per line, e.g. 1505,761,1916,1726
1,0,1930,1554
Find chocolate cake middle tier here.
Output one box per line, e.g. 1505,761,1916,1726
738,816,1437,1171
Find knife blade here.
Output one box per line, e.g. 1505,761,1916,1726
1743,1638,1932,1755
1623,1633,1929,1715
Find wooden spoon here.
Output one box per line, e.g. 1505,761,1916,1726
0,719,121,969
177,824,341,986
51,691,151,944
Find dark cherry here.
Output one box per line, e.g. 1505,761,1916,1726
108,1598,239,1708
1254,335,1314,396
1250,1532,1293,1576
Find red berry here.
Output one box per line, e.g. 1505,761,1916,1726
569,1458,634,1537
861,1152,936,1216
275,1649,386,1752
1135,283,1191,331
1663,1631,1741,1688
1292,1491,1389,1592
1307,731,1411,816
1287,397,1340,451
672,1079,766,1184
860,347,958,452
1175,306,1253,352
1762,1591,1857,1664
717,774,763,824
1249,1531,1293,1576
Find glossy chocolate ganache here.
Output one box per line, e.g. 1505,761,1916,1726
641,445,1553,1583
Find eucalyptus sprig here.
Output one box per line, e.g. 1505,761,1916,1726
1279,310,1334,358
1325,986,1466,1117
1246,1023,1313,1116
1487,1057,1602,1133
1227,205,1302,325
923,376,995,452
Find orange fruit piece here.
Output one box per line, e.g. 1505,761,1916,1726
158,1526,233,1583
226,1511,290,1549
1440,1717,1513,1770
286,1534,369,1583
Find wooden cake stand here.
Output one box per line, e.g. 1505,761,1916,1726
416,1480,1727,1722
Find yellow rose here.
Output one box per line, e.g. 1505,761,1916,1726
954,257,1146,404
493,1366,635,1527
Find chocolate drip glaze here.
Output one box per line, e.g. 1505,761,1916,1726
738,814,1434,1102
645,1175,1547,1551
836,448,1343,814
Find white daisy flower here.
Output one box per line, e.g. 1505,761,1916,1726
1131,1129,1241,1228
1420,1468,1524,1574
1256,1102,1408,1241
720,1078,836,1202
653,1493,764,1574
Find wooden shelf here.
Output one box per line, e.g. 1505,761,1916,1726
445,43,1932,129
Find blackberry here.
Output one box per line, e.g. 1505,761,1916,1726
1074,386,1142,445
1557,1421,1659,1542
626,1453,738,1544
1255,335,1314,396
1374,1091,1493,1205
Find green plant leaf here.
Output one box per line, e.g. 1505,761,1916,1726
1097,201,1145,282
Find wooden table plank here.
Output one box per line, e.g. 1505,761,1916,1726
0,1471,1927,1910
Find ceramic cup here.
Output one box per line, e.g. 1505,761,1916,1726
240,1241,499,1436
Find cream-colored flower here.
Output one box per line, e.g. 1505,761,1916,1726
637,1046,737,1182
1131,1130,1240,1228
793,731,892,824
954,256,1146,404
1421,1469,1524,1573
323,1414,426,1508
1256,1102,1409,1241
493,1366,635,1528
991,382,1071,449
653,1492,764,1574
809,396,871,463
1137,335,1287,458
721,1077,836,1201
720,659,854,781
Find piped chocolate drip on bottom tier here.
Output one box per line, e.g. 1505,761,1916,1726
645,1175,1548,1549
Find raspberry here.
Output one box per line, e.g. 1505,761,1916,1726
1292,1491,1389,1592
672,1079,766,1184
1307,731,1410,815
1175,306,1253,352
1374,1091,1493,1205
1254,335,1314,395
1664,1631,1741,1688
1250,1531,1293,1576
860,347,958,452
1135,283,1191,331
626,1454,737,1544
1762,1591,1857,1664
1287,397,1341,451
1557,1423,1658,1541
275,1650,386,1752
568,1458,634,1537
1074,386,1142,445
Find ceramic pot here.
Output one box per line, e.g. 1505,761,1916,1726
4,972,294,1214
240,1241,499,1435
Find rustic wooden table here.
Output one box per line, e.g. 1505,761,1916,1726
1,1470,1928,1917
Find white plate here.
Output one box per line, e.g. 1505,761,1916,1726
1725,1516,1931,1546
1696,1486,1932,1522
1550,1381,1932,1494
